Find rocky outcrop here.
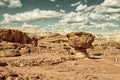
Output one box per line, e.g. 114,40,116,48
66,32,95,58
0,28,120,80
66,32,95,49
0,49,20,57
0,29,95,58
19,47,30,55
0,67,18,80
0,41,32,57
88,38,120,57
0,29,32,44
36,32,95,58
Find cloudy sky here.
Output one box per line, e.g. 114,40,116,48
0,0,120,33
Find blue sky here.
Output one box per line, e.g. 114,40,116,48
0,0,120,33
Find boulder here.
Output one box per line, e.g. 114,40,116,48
0,67,18,80
66,32,95,58
0,61,8,66
66,32,95,49
0,29,32,44
19,47,30,55
0,49,21,57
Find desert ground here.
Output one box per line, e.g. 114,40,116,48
0,27,120,80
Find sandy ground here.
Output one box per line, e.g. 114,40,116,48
1,54,120,80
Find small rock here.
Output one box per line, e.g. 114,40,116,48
0,61,8,66
19,47,30,55
0,49,21,57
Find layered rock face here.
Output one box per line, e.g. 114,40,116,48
66,32,95,58
88,34,120,57
1,28,120,80
0,29,95,79
0,29,38,57
0,29,32,44
66,32,94,49
0,29,95,58
0,67,18,80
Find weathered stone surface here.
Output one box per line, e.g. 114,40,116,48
0,61,8,66
19,47,30,55
0,30,95,58
66,32,95,49
0,67,18,80
0,49,21,57
88,38,120,56
0,28,119,80
0,29,32,44
37,32,95,58
66,32,95,58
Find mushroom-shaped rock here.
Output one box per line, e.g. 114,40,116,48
66,32,95,49
66,32,95,58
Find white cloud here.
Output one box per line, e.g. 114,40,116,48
89,12,107,20
101,0,120,7
56,4,60,7
0,0,22,8
8,0,22,8
1,0,119,33
103,8,120,13
0,1,4,6
60,9,65,13
76,4,87,11
93,5,120,13
1,9,63,23
22,23,39,28
49,12,89,31
89,23,119,30
70,1,81,7
59,12,88,24
109,14,120,21
50,0,55,2
50,21,118,32
60,15,88,23
78,0,120,21
49,0,120,32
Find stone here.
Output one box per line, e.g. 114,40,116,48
0,29,32,44
0,61,8,66
19,47,30,55
6,76,18,80
0,67,18,80
66,32,95,58
66,32,95,49
0,49,21,57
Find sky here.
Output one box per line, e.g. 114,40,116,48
0,0,120,33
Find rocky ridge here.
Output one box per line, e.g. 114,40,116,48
0,28,120,80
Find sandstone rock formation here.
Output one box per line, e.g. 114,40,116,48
66,32,95,49
0,29,95,59
34,31,95,58
0,49,20,57
0,28,120,80
0,67,18,80
0,29,32,44
66,32,95,58
87,33,119,56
